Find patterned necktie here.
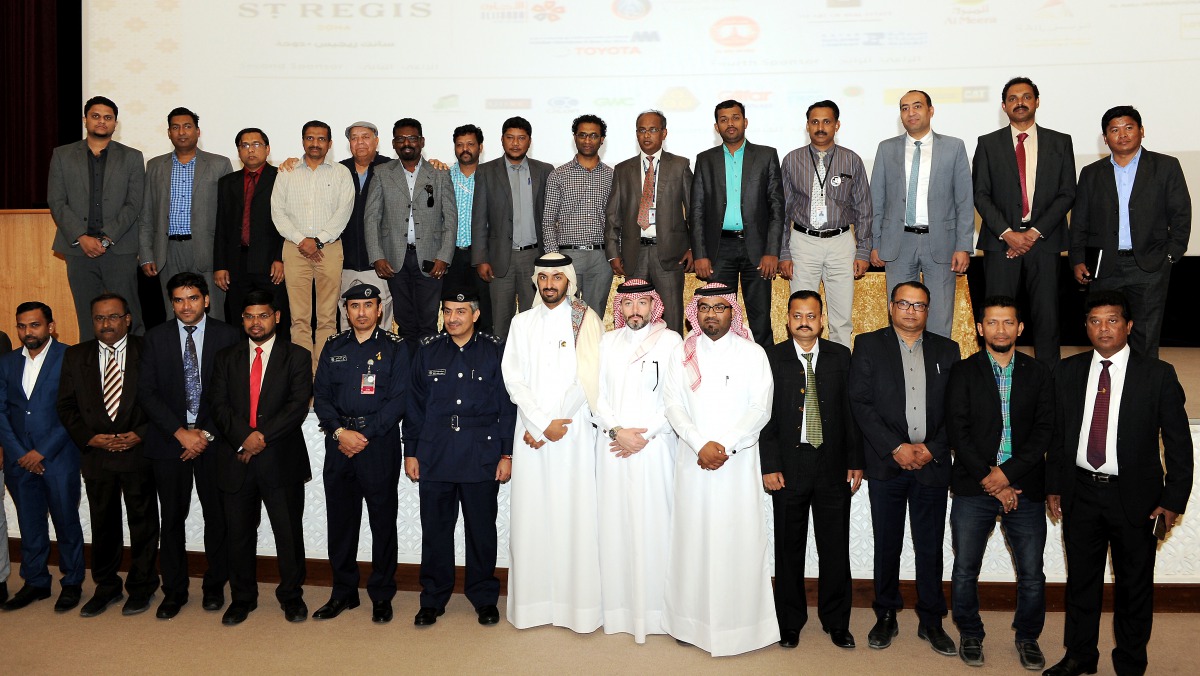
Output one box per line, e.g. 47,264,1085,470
241,169,259,246
183,325,201,416
250,346,263,428
802,352,823,447
905,140,922,226
810,151,828,227
637,156,655,230
102,346,122,421
1016,132,1030,218
1086,360,1112,469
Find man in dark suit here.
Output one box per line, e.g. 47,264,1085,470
946,296,1054,670
849,281,960,656
138,272,241,619
470,116,553,339
0,302,84,612
974,77,1076,371
690,99,785,348
605,110,693,334
47,96,146,338
57,293,159,617
214,127,289,339
1069,106,1192,359
1044,290,1192,676
211,290,313,625
761,289,863,650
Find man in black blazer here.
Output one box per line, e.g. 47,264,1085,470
1043,290,1192,676
946,296,1054,670
1069,105,1192,359
214,127,290,339
690,99,785,348
57,293,159,618
761,290,863,650
211,290,313,625
973,77,1076,370
138,272,241,619
470,116,554,339
848,281,961,656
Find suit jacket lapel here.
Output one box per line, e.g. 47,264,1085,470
977,351,1002,413
30,343,59,403
1128,149,1151,205
739,142,754,196
258,343,289,403
929,131,943,187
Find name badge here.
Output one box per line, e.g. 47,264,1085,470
330,355,348,363
830,175,843,187
647,207,657,225
361,373,376,395
427,369,446,376
813,207,827,225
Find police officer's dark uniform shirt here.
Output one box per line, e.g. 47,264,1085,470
403,331,516,482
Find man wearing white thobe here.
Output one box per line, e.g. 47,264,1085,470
662,282,777,656
501,252,603,632
594,279,683,643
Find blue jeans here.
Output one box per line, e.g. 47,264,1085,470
950,493,1046,641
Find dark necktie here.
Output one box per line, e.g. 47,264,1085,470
1085,360,1112,470
250,346,263,428
184,326,201,417
241,169,259,247
1016,132,1030,218
637,156,655,230
803,353,823,447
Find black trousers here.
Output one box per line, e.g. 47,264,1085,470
443,247,494,334
418,479,500,610
84,461,160,597
709,236,773,348
868,470,948,627
983,246,1060,370
224,470,306,605
1090,253,1171,360
1063,476,1157,674
153,454,227,600
388,248,443,341
323,450,400,603
772,448,853,633
224,256,291,342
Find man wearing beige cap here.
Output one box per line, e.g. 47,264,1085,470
339,121,395,331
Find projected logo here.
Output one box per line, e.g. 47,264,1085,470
479,2,528,22
486,98,533,109
719,90,774,106
546,97,580,113
612,0,651,20
658,88,699,112
711,16,760,48
433,95,461,111
534,1,566,21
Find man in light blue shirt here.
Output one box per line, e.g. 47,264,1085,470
444,124,493,333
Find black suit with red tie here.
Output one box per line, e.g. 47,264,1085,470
210,337,312,606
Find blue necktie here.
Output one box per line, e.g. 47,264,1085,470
905,140,922,226
184,325,200,416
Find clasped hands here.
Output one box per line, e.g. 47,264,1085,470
88,431,141,453
893,442,934,471
522,418,572,449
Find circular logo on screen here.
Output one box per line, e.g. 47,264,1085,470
711,16,759,48
612,0,651,20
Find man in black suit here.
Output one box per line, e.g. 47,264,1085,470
211,290,313,625
761,289,862,650
849,281,960,656
57,293,159,618
973,77,1076,370
690,99,785,348
1070,106,1191,359
214,127,290,339
946,296,1053,670
470,116,554,339
138,272,241,619
1043,290,1192,676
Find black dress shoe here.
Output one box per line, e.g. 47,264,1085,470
54,585,82,613
0,581,8,605
413,606,444,626
202,591,225,612
778,629,800,648
372,600,393,624
826,628,856,649
867,610,898,650
156,596,186,620
79,590,124,617
918,624,957,656
282,599,308,623
222,601,257,625
313,597,360,620
1042,655,1097,676
122,592,154,616
476,604,500,626
4,584,52,611
1016,640,1046,671
959,636,984,667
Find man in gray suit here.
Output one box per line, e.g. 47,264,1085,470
605,110,693,334
139,107,234,321
48,96,146,339
470,117,554,339
870,90,974,338
364,118,457,341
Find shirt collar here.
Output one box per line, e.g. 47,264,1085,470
640,149,662,163
250,334,277,353
986,349,1015,374
723,142,746,159
99,334,129,354
244,165,265,178
21,336,54,361
1090,343,1131,370
807,144,836,159
906,131,932,145
178,314,207,333
172,153,197,167
792,338,820,360
1109,147,1143,169
1010,123,1037,141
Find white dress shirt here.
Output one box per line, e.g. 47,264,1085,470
904,132,933,227
1075,344,1130,474
21,337,54,399
1010,123,1039,224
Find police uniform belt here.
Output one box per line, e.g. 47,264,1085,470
339,416,370,430
447,414,498,431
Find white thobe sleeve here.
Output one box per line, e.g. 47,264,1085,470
501,322,554,441
716,346,774,453
663,344,703,454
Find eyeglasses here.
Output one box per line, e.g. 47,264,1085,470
394,135,421,143
893,300,929,312
636,127,663,135
303,135,330,143
574,132,602,141
697,303,731,314
241,312,273,321
92,313,129,323
238,142,266,150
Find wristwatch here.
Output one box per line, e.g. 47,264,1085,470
608,426,623,441
332,427,345,440
201,430,215,442
314,237,325,250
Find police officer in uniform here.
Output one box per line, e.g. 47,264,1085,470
312,283,409,624
403,289,516,627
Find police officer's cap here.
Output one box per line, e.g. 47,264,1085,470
441,288,480,304
342,283,382,301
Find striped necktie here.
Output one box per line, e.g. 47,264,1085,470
803,352,823,447
103,346,122,421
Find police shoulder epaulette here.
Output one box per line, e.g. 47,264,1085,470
384,330,406,344
419,332,448,346
328,329,351,342
477,331,502,345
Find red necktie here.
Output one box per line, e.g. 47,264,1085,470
1085,360,1112,469
637,156,655,230
249,346,263,428
238,170,258,247
1016,132,1030,219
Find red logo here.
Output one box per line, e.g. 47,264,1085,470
710,16,759,47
